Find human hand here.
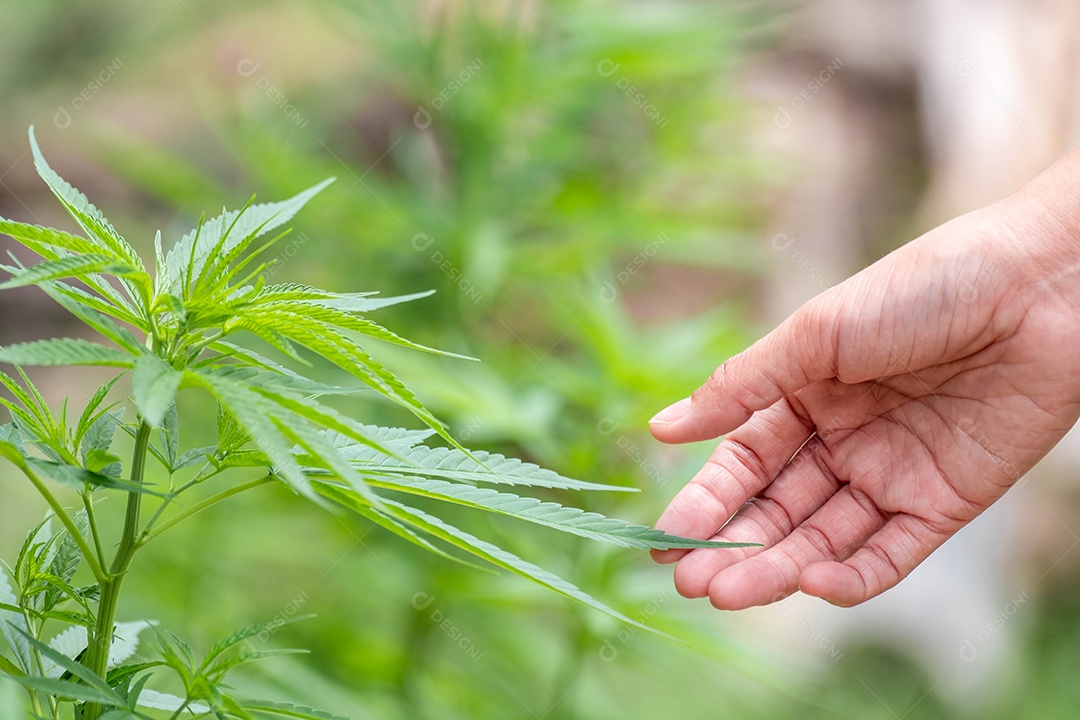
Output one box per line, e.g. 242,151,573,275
649,153,1080,609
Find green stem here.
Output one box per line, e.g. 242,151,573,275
140,462,222,535
21,466,106,583
140,475,274,546
26,689,42,717
82,422,152,720
166,699,194,720
182,330,228,361
82,493,108,571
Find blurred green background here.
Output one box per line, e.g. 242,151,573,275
2,1,1079,718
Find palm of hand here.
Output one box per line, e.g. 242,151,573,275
651,210,1080,608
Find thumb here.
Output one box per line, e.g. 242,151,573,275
650,300,837,444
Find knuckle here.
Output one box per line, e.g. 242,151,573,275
797,523,841,560
724,439,772,487
752,497,798,537
696,359,764,415
862,543,904,589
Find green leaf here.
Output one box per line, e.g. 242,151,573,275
85,448,122,474
136,689,209,714
36,280,147,353
208,450,269,471
74,374,123,450
162,404,179,468
315,289,435,313
174,445,215,470
378,500,660,632
27,127,144,274
105,660,164,687
47,509,89,588
255,284,434,313
43,621,156,678
241,310,450,441
25,457,162,496
0,423,25,466
217,316,307,364
0,254,138,290
163,178,334,295
0,370,48,428
0,338,134,368
14,675,124,706
80,408,124,478
131,354,183,427
273,412,385,510
203,341,321,387
324,426,434,454
0,651,23,678
200,364,360,399
98,711,140,720
15,627,125,701
191,371,316,501
0,219,103,257
216,402,250,454
336,441,634,492
239,700,349,720
314,482,487,571
202,615,314,669
366,475,757,550
0,573,31,673
245,302,472,360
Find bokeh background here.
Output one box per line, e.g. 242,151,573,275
3,1,1080,718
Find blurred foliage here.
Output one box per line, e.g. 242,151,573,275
0,1,784,717
6,1,1079,719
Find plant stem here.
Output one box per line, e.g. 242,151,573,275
140,463,223,534
26,688,42,717
20,466,106,584
82,421,152,720
140,475,274,546
82,493,108,571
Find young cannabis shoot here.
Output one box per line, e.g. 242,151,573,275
0,127,748,719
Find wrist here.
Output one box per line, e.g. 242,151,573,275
996,147,1080,308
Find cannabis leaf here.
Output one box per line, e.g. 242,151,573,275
0,127,752,720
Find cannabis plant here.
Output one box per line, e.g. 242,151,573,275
0,128,743,719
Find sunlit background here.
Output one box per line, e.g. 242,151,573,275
3,1,1080,718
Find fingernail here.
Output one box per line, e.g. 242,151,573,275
649,397,691,425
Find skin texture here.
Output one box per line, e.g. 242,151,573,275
649,149,1080,610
